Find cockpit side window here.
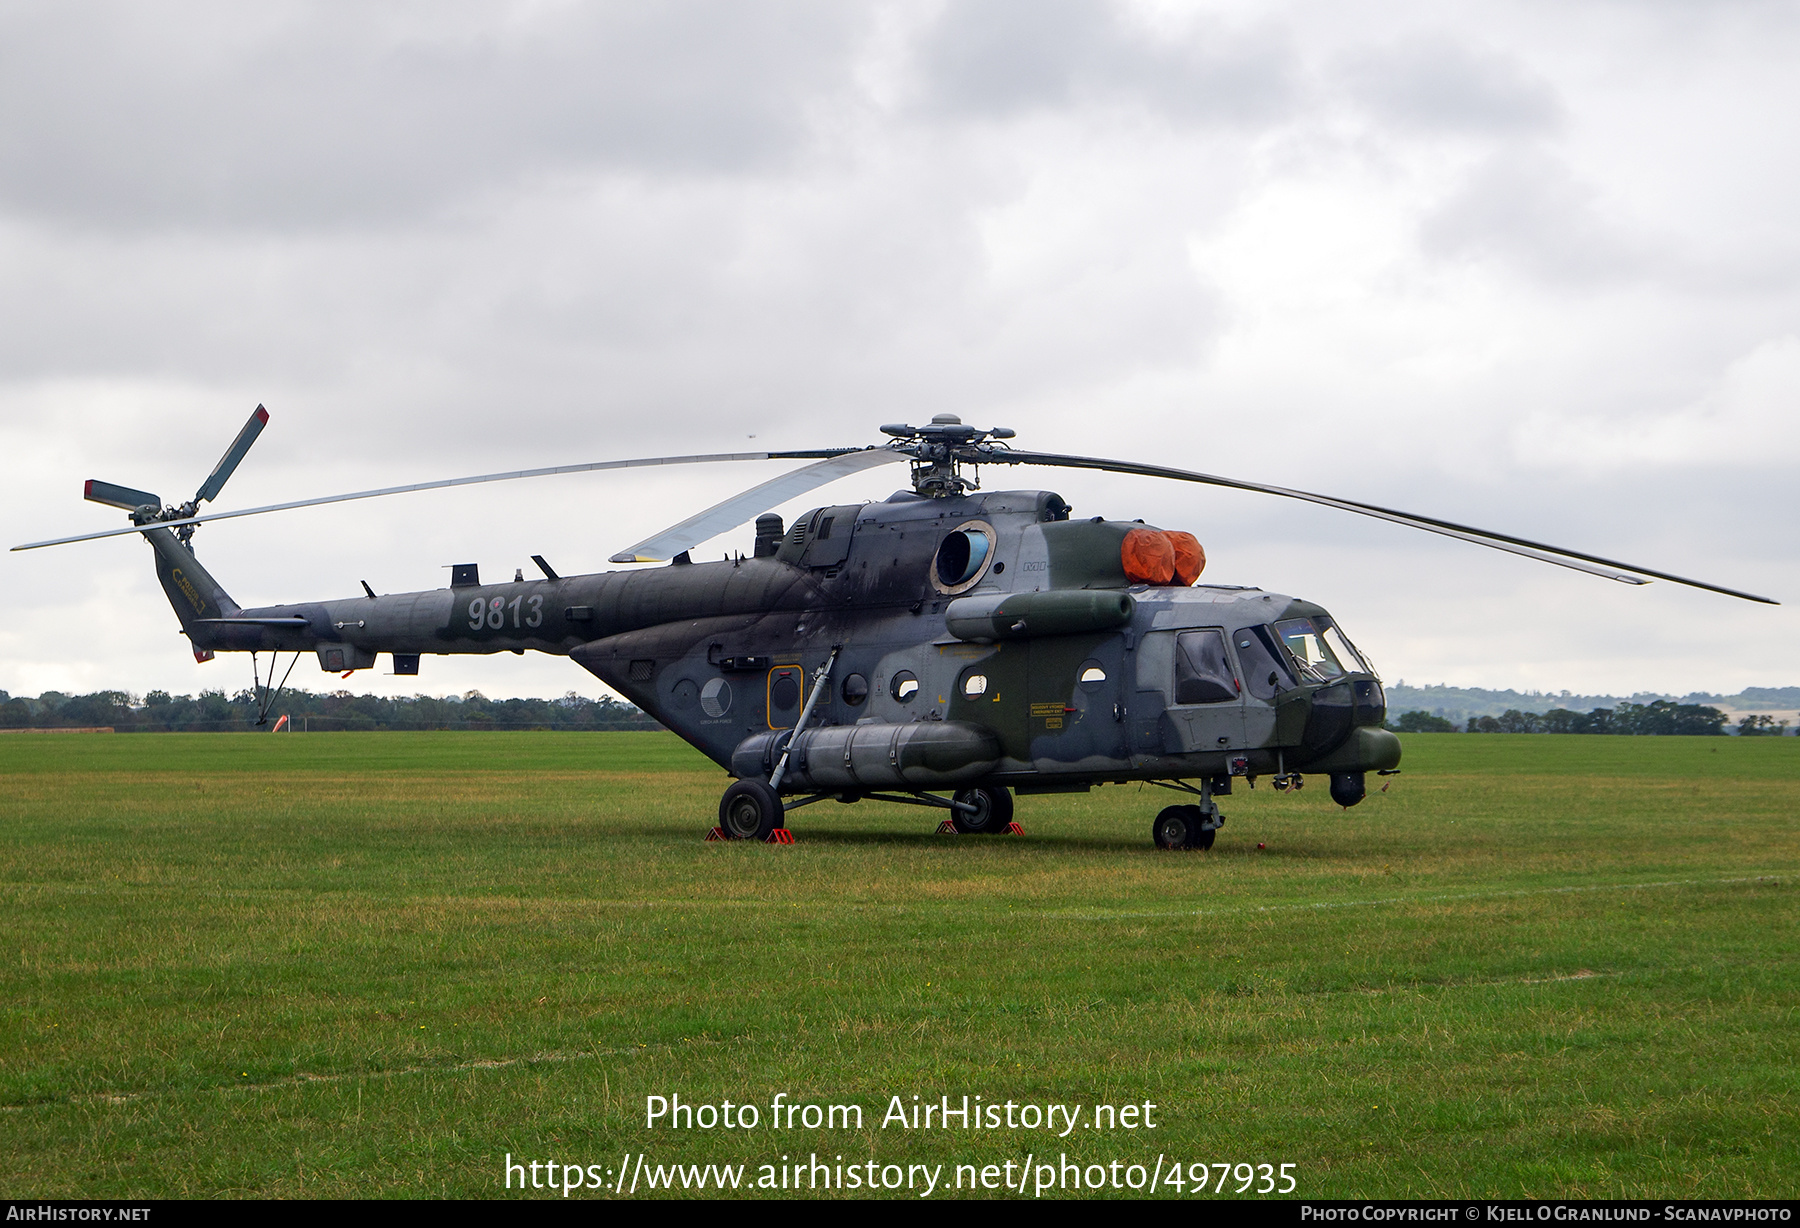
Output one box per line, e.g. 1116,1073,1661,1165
1174,629,1239,704
1316,616,1371,677
1233,625,1294,701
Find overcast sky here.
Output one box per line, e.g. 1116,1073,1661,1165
3,0,1796,704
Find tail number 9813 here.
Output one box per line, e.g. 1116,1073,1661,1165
469,594,544,632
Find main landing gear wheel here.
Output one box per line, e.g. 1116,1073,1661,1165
1152,805,1216,850
951,785,1014,834
719,779,784,841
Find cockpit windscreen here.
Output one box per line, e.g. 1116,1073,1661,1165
1275,616,1368,682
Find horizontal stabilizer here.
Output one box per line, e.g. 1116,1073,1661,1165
84,479,160,511
195,616,310,628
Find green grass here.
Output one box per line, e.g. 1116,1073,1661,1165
1,731,1796,1199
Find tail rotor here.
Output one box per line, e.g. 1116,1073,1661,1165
81,405,269,547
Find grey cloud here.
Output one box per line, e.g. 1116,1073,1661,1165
1338,34,1563,133
1419,149,1651,284
913,0,1296,125
0,158,1223,463
0,1,866,232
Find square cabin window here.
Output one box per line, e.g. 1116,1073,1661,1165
1175,629,1240,704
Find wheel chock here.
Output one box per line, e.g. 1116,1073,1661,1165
705,826,725,841
764,828,795,845
936,819,959,835
1005,821,1025,835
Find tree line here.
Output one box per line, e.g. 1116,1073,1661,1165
1390,700,1790,737
1384,682,1800,726
5,687,1789,737
0,688,662,733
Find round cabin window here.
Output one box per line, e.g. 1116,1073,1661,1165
841,673,869,706
770,674,800,711
671,678,699,710
890,670,920,702
962,673,988,698
1078,661,1108,692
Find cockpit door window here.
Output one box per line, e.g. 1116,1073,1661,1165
1233,625,1294,701
1174,629,1239,704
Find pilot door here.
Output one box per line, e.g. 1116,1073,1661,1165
1138,628,1247,754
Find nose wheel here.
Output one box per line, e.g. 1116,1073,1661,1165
1153,803,1220,850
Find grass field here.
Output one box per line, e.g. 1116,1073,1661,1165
2,731,1796,1199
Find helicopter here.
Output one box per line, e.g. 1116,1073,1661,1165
13,409,1777,850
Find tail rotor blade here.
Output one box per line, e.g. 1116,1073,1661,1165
83,479,160,511
195,405,270,504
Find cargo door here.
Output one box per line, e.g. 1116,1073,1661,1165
1130,629,1172,758
1027,635,1127,769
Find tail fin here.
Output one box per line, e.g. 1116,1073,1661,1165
144,527,239,659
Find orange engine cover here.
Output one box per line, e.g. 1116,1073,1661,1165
1121,527,1204,586
1121,526,1175,585
1166,531,1205,586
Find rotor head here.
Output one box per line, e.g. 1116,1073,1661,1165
880,414,1016,496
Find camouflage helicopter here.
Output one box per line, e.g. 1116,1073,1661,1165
14,409,1776,849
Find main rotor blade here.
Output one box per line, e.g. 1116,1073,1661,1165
195,405,270,504
12,448,857,552
609,448,904,563
995,450,1778,605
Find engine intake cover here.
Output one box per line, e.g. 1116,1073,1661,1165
944,589,1135,642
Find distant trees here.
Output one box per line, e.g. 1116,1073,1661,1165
1390,711,1458,733
1387,702,1738,735
1465,700,1728,736
0,687,1775,738
1388,703,1800,735
0,687,661,732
